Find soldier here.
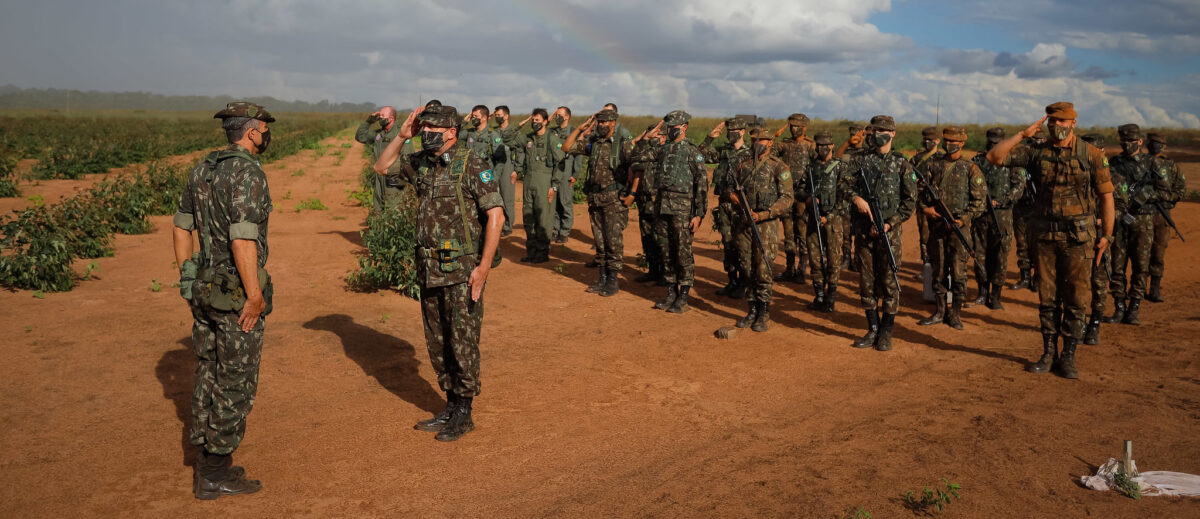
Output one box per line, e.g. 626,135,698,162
630,125,668,285
838,124,866,272
173,101,276,498
836,123,867,159
987,101,1115,380
1079,133,1111,345
355,105,412,211
1011,126,1048,291
847,115,918,351
773,113,816,283
515,108,564,263
491,106,522,236
800,130,852,312
551,106,584,243
1105,124,1170,325
911,126,942,269
460,105,508,174
916,126,986,329
374,104,505,441
971,127,1026,310
564,109,633,296
652,110,708,313
1146,132,1186,303
699,116,752,298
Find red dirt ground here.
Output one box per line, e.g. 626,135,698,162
1,134,1198,517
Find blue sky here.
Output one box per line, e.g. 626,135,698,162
1,0,1197,127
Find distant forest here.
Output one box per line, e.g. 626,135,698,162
0,85,375,113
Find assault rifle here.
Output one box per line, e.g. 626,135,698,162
914,168,977,258
984,190,1002,238
730,156,770,276
857,164,900,291
807,165,828,273
1127,163,1185,242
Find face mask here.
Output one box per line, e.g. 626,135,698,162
469,117,481,128
1050,125,1072,141
1148,142,1165,155
872,132,892,148
944,142,963,154
726,131,742,143
817,145,833,157
254,128,271,154
493,116,504,124
554,115,565,127
420,130,444,152
753,142,769,156
667,126,683,141
1121,141,1140,155
595,125,611,138
922,140,937,152
791,125,805,138
531,122,543,132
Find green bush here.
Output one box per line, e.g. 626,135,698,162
348,203,420,299
0,148,18,197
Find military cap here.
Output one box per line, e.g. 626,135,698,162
663,110,691,126
921,126,939,139
1117,123,1143,141
868,115,896,131
1147,132,1166,144
1045,101,1077,120
942,126,967,141
213,101,275,123
725,117,747,131
986,127,1006,140
748,128,773,140
595,109,618,122
848,124,864,133
1080,133,1106,148
814,130,834,146
417,105,459,128
787,113,810,125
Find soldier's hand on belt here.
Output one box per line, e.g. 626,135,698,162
238,293,266,332
923,206,941,219
689,216,702,233
510,171,518,184
708,121,726,139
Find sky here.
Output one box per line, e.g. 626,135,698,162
1,0,1198,127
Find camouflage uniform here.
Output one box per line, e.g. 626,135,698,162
654,110,708,313
910,126,943,265
1147,134,1186,301
1107,125,1171,324
773,114,815,281
1012,126,1048,290
971,128,1026,309
699,118,752,295
566,111,632,291
837,129,867,271
516,127,564,261
631,134,667,281
728,137,793,331
799,135,852,312
356,117,412,211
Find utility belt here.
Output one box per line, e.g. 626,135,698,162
194,263,273,315
584,182,622,194
419,239,477,273
1035,216,1095,245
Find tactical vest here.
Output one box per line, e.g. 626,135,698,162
584,137,624,193
973,154,1016,209
934,158,975,215
739,157,781,212
1029,139,1096,220
659,141,701,194
811,158,842,216
857,151,906,221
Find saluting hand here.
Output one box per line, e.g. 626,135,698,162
708,121,726,139
1022,116,1048,138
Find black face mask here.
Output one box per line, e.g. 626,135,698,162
667,126,683,141
469,117,481,128
493,116,504,125
726,131,742,143
872,132,892,148
531,122,543,132
791,125,805,138
420,130,445,153
945,142,963,155
595,125,611,138
254,128,271,154
1121,141,1140,155
922,139,937,152
1148,142,1165,155
553,115,565,127
817,145,834,158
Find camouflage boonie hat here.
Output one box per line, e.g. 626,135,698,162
725,117,747,131
942,126,967,141
848,124,864,133
1117,123,1143,141
663,110,691,126
868,115,896,131
595,109,618,122
1080,133,1106,148
1147,132,1166,144
1045,101,1077,119
213,101,275,123
986,127,1006,140
418,105,459,127
814,131,834,145
748,128,773,140
787,113,810,125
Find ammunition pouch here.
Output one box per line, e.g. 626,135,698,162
179,253,200,302
195,264,273,315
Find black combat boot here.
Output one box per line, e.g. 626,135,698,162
1083,312,1101,345
1105,299,1126,324
776,252,796,281
806,285,825,310
654,284,678,310
821,285,837,313
918,300,945,326
874,313,895,351
586,268,608,294
715,270,738,296
972,282,989,307
751,302,771,332
1053,339,1080,380
634,264,659,284
435,396,475,442
1012,269,1031,290
1147,276,1164,302
193,448,245,496
852,310,879,348
794,254,807,284
736,300,759,328
600,268,620,297
945,295,964,330
415,393,457,432
194,450,261,500
1122,298,1141,325
987,283,1005,310
1026,335,1057,374
666,285,691,313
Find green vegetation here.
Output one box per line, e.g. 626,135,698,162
0,147,18,197
902,478,961,514
348,202,419,299
295,197,328,212
837,507,871,519
1113,471,1142,500
150,278,162,292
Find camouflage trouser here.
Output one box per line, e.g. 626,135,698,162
1092,249,1109,316
1035,232,1094,340
637,196,665,271
498,169,517,233
1013,203,1034,271
589,201,628,271
917,211,930,264
419,282,483,397
713,202,742,278
656,213,696,287
522,175,554,258
842,218,855,266
1150,210,1174,278
734,217,780,302
806,213,845,289
1109,213,1154,302
929,220,973,300
855,226,903,314
552,171,576,240
780,207,809,261
972,208,1014,287
372,174,409,213
189,305,263,456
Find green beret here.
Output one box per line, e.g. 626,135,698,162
213,101,275,123
418,105,459,128
814,131,834,145
1117,123,1143,141
868,115,895,131
595,109,618,122
725,117,747,131
787,113,810,125
663,110,691,126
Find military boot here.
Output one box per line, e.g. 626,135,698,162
414,393,457,432
1053,339,1080,380
729,277,748,299
806,285,825,310
1012,269,1031,290
794,254,807,284
715,271,738,295
1122,298,1141,325
821,285,837,313
945,295,964,330
435,396,475,442
1146,276,1164,302
600,268,620,297
194,452,261,500
918,300,945,326
586,268,608,294
751,302,771,332
1083,313,1101,345
634,265,659,284
776,252,796,281
852,310,879,348
987,283,1005,310
1026,335,1057,374
736,300,759,328
1105,300,1126,324
874,313,896,351
972,282,989,307
666,285,691,313
654,284,678,310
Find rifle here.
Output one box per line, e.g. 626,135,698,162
984,190,1002,238
1152,202,1185,242
807,164,828,274
914,167,977,258
730,156,770,276
1126,164,1185,242
856,164,900,291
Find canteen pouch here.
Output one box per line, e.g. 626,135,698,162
179,253,200,302
195,266,273,315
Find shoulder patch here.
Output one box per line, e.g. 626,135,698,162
1159,167,1168,178
696,154,704,162
910,172,919,183
556,143,562,149
480,169,494,183
1102,157,1109,168
973,176,984,185
780,171,790,181
404,139,411,143
494,136,502,144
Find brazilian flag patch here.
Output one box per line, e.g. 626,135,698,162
1119,184,1128,194
780,171,790,181
480,170,494,182
695,154,704,162
1102,158,1109,168
556,143,562,149
910,172,919,183
973,176,984,185
1160,167,1169,178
